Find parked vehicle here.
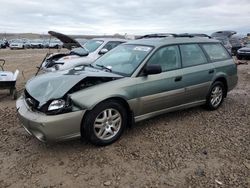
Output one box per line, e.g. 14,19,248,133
211,31,242,55
0,59,19,99
43,39,63,48
0,40,6,48
30,39,45,48
41,33,126,72
230,36,243,56
9,39,27,49
17,36,238,145
237,42,250,60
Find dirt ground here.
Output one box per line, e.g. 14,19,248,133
0,49,249,188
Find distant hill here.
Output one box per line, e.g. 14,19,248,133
0,32,126,40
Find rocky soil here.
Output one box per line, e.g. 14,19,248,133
0,49,249,187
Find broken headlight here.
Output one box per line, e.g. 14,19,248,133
48,99,66,111
45,97,73,115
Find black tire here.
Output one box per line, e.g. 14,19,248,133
206,81,226,110
237,55,242,60
82,100,127,146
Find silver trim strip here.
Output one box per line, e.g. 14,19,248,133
185,82,211,91
135,100,206,122
140,88,185,101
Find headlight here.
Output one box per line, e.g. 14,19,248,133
48,99,66,111
54,64,60,70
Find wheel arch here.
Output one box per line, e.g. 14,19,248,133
213,76,228,97
81,96,135,133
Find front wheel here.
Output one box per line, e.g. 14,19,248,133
206,81,226,110
82,100,127,146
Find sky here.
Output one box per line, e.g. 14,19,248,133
0,0,249,35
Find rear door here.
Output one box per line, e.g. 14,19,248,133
179,44,214,103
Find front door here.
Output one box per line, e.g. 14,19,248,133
134,45,186,116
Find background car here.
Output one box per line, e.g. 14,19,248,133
43,39,63,49
211,30,243,55
0,40,7,48
41,31,127,72
30,39,45,48
237,42,250,60
9,39,26,49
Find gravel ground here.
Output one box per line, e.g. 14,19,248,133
0,49,249,188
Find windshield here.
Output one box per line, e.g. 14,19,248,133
92,44,153,76
70,47,88,56
84,40,103,52
75,38,87,46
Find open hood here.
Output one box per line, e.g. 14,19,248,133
48,31,82,50
26,67,123,107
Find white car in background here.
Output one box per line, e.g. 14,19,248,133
9,39,27,49
41,31,127,72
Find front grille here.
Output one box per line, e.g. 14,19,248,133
239,50,250,53
24,90,39,110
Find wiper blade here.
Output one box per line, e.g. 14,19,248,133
95,64,112,72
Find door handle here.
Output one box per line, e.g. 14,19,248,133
175,76,182,82
209,69,215,74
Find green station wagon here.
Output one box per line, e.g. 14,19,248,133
16,36,238,146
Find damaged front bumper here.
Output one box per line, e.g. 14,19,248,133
16,96,86,142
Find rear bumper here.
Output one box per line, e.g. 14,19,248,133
16,96,86,142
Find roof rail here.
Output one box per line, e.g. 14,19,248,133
175,33,212,38
137,33,212,39
136,33,177,39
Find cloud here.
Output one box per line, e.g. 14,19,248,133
0,0,249,35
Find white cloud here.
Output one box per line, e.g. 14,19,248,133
0,0,249,35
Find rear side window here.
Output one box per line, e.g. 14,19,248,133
202,43,231,61
147,45,181,72
179,44,207,67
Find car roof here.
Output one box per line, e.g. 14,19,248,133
126,37,219,48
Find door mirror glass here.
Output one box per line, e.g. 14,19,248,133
144,64,162,75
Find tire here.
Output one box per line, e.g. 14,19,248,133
82,100,127,146
206,81,226,110
237,55,242,60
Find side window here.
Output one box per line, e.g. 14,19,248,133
147,45,181,72
180,44,207,67
102,41,123,51
202,43,231,61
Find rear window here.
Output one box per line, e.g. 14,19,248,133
179,44,208,67
202,43,231,61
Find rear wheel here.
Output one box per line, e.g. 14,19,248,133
82,100,127,146
206,81,226,110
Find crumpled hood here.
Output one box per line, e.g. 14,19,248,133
26,67,123,106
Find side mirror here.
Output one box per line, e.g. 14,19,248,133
143,64,162,76
99,48,108,55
